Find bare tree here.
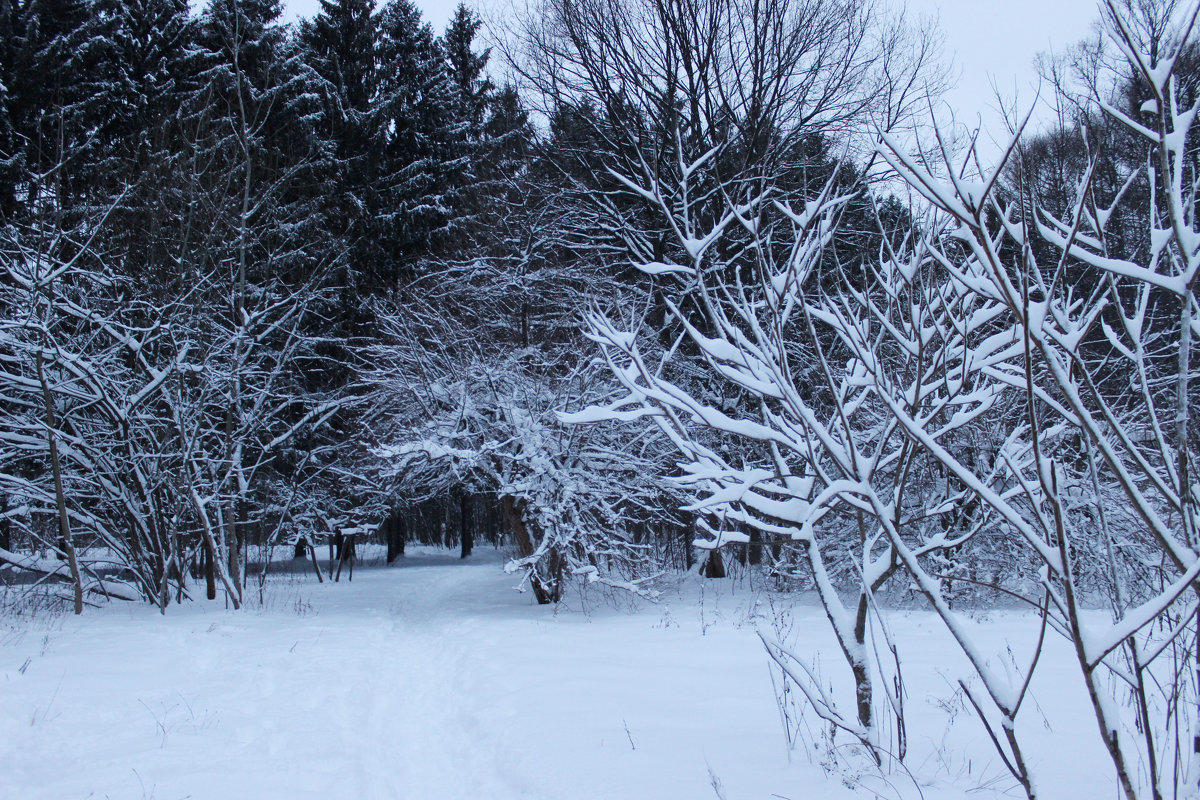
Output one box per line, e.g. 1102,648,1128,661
862,3,1200,796
364,268,686,603
512,0,946,761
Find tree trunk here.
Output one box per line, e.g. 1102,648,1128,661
700,546,720,578
0,496,10,552
501,495,557,604
502,495,534,557
748,530,762,566
853,593,873,731
431,503,443,548
541,546,563,604
702,548,726,579
460,493,473,559
225,504,241,600
36,352,83,614
204,535,216,599
335,534,355,582
307,540,324,583
384,511,407,563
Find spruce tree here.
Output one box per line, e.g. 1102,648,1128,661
0,0,116,217
96,0,195,287
190,0,328,286
374,0,455,282
106,0,192,163
438,2,496,253
443,3,490,132
300,0,382,305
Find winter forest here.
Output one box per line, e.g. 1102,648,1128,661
1,0,1199,796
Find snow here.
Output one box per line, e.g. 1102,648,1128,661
0,547,1115,799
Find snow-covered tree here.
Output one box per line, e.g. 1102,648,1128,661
522,0,944,753
866,3,1200,795
364,227,687,602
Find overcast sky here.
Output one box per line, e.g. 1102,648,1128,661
282,0,1105,151
911,0,1099,145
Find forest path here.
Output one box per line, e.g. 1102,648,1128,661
0,548,1110,800
0,547,795,800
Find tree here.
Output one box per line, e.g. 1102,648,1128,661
519,0,942,746
850,3,1200,796
444,3,491,132
372,0,457,282
0,203,193,609
0,0,119,218
364,220,687,602
300,0,382,307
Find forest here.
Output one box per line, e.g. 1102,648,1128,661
1,0,1199,798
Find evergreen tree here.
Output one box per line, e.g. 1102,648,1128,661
0,0,117,217
0,76,17,220
438,3,519,254
189,0,328,286
300,0,382,308
96,0,195,287
374,0,455,281
105,0,192,163
443,3,490,131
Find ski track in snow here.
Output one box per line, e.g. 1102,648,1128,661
0,547,1111,799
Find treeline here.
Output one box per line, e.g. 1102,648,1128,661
0,0,541,609
1,0,901,609
528,0,1199,797
0,0,534,301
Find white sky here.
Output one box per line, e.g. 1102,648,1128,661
909,0,1100,151
283,0,461,27
283,0,1104,153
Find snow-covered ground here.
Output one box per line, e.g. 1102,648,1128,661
1,547,1111,799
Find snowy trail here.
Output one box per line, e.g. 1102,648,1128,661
0,550,784,800
0,548,1112,800
0,552,544,800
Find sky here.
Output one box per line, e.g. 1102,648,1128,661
283,0,460,28
282,0,1104,151
909,0,1100,149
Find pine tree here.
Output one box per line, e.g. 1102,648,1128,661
374,0,455,281
443,3,490,131
0,0,117,217
300,0,382,305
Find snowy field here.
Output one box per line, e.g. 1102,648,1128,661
1,547,1113,800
